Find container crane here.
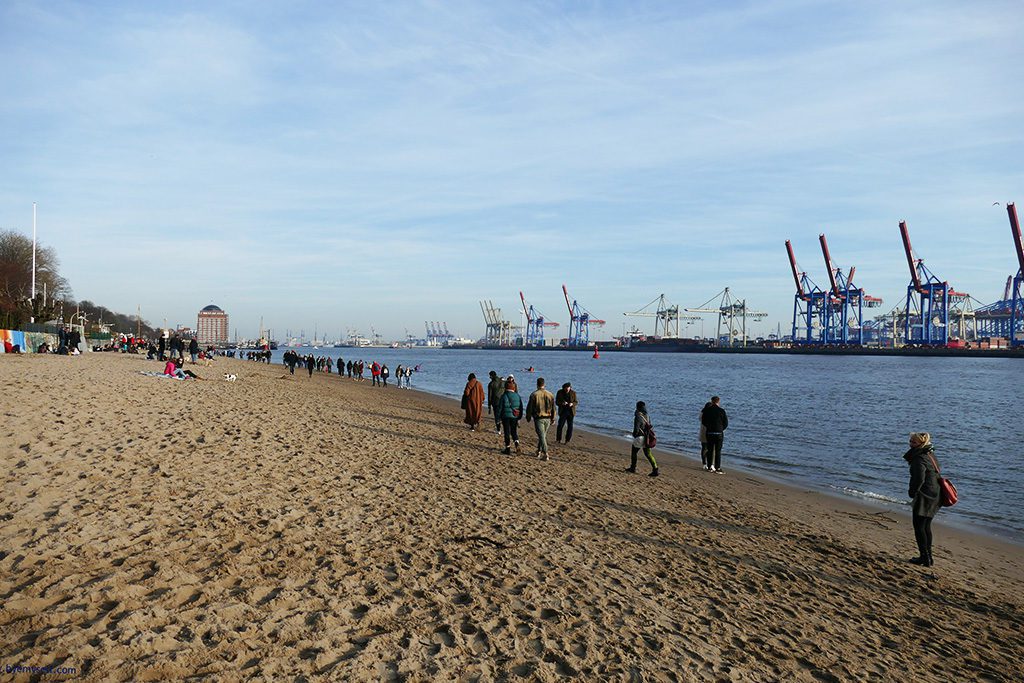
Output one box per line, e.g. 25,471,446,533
977,203,1024,347
1010,203,1024,348
520,291,559,347
785,240,828,344
562,284,605,347
899,221,969,346
818,233,883,345
623,294,699,338
685,287,767,347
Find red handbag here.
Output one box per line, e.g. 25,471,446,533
927,452,958,507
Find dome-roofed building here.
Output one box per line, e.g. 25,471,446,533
197,304,229,347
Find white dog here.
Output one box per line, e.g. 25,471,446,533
224,374,237,382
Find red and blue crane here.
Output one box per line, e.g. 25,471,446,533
562,284,605,347
974,203,1024,347
786,240,828,344
899,220,969,346
818,233,883,345
519,291,559,347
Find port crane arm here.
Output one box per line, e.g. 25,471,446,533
819,234,840,296
520,291,532,324
1009,203,1024,275
562,284,575,318
899,221,925,294
785,241,806,300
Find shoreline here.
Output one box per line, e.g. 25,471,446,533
361,373,1022,546
2,353,1021,680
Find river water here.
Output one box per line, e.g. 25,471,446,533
266,347,1023,541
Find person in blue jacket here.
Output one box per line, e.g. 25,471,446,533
496,376,523,455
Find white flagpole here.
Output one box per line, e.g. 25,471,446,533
31,202,37,323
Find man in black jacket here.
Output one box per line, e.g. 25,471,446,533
701,396,728,473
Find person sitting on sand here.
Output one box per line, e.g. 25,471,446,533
462,373,485,431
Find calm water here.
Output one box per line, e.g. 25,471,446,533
266,347,1023,541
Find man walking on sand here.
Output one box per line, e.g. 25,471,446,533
526,377,556,461
555,382,577,445
487,370,505,434
701,396,728,473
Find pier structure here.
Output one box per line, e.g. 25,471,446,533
786,240,829,344
519,291,559,347
685,287,766,348
561,284,605,347
899,220,970,346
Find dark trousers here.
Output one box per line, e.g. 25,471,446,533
912,513,933,559
288,363,295,375
700,440,709,467
493,408,502,432
502,418,519,448
307,366,314,377
382,376,388,387
557,413,574,442
705,433,723,470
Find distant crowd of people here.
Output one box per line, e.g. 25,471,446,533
280,350,418,388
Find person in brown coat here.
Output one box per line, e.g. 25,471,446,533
461,373,486,431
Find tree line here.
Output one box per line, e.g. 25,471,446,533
0,229,156,336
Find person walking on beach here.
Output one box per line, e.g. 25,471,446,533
305,354,315,378
462,373,485,431
371,362,381,386
701,396,728,473
188,337,199,364
381,364,390,387
699,401,713,470
497,376,523,454
627,401,659,477
487,371,505,434
526,377,556,461
555,382,577,445
904,432,941,567
347,360,353,378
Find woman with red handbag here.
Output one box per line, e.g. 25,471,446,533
904,432,941,567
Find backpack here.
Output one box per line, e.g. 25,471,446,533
644,423,657,449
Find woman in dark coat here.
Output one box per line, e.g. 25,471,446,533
627,401,658,477
904,432,941,567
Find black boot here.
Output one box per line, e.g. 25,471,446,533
649,468,659,477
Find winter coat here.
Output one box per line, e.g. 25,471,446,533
633,410,651,438
905,445,941,518
701,404,728,434
497,391,524,420
555,388,578,417
487,377,506,408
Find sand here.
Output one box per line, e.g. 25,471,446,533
1,352,1021,682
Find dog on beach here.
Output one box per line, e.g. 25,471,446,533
224,374,237,382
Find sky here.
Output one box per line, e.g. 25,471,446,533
1,0,1022,342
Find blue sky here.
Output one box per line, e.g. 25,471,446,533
1,0,1022,341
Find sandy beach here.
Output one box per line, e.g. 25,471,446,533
1,353,1021,681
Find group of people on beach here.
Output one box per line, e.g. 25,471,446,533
280,350,417,388
459,368,946,568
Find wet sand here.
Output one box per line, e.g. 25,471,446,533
1,353,1021,681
